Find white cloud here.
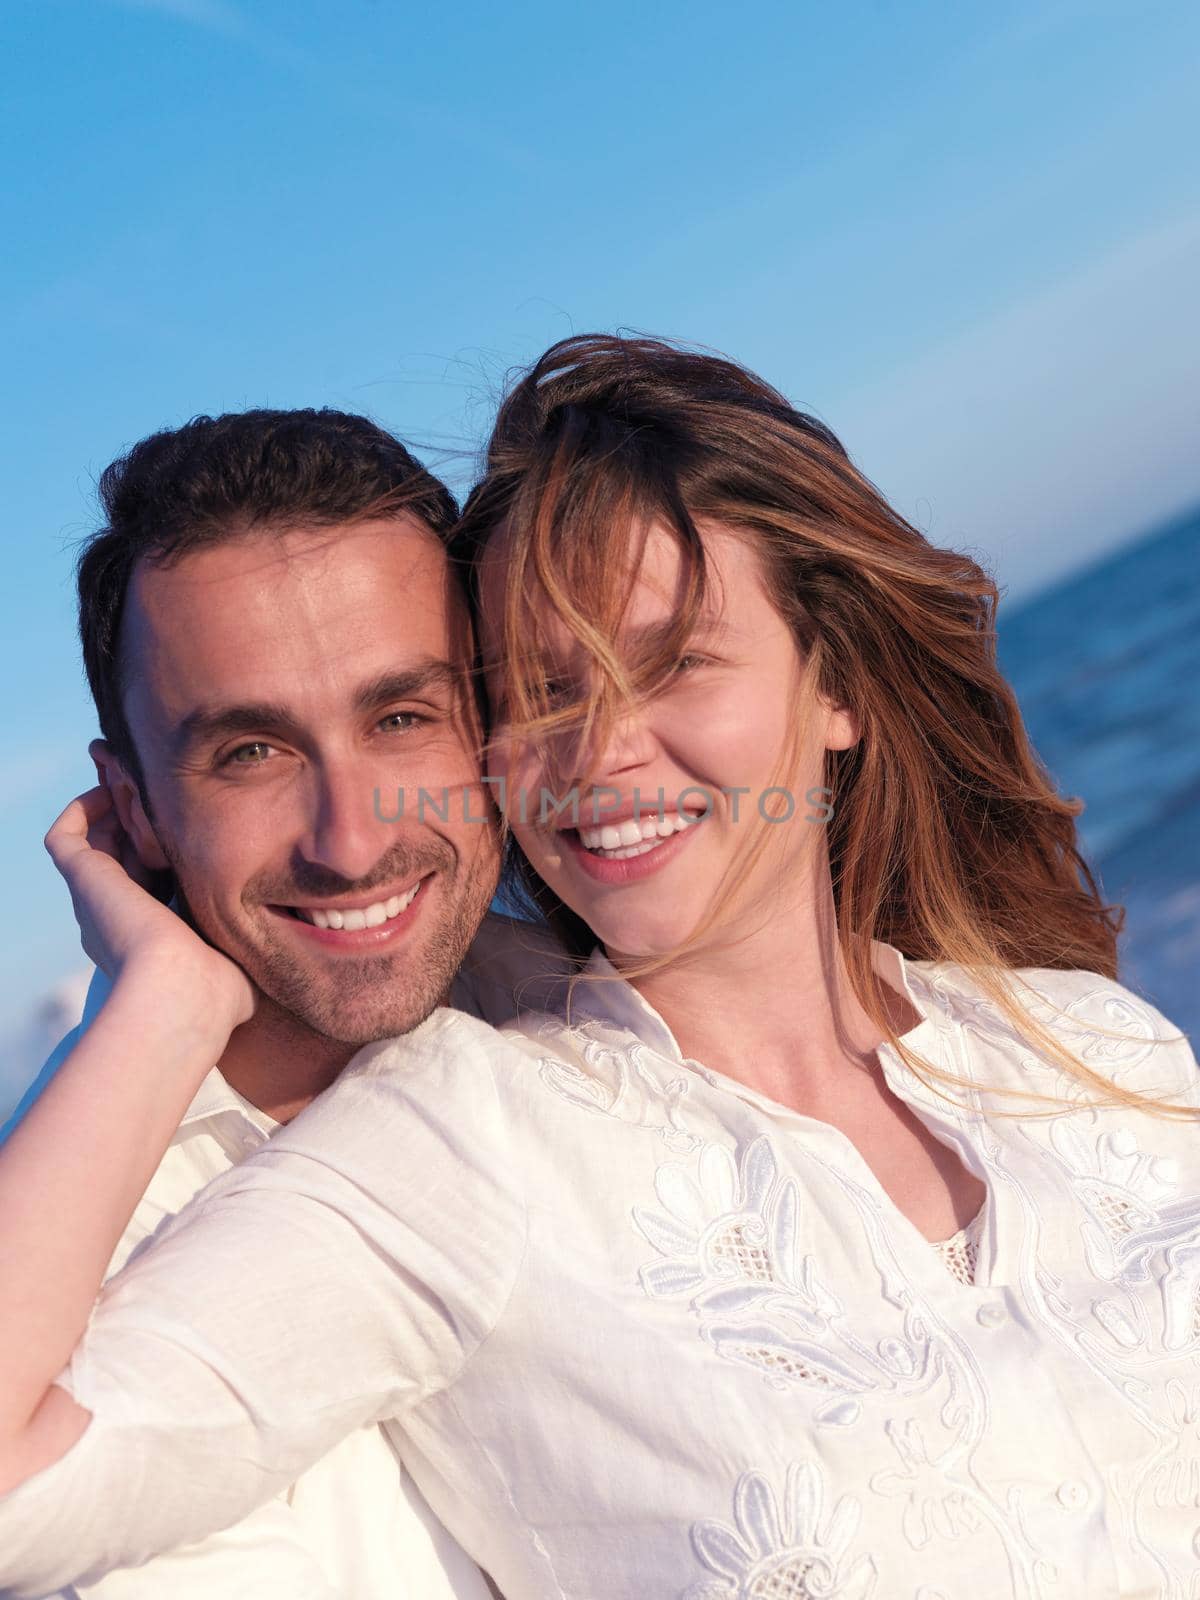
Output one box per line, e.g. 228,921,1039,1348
105,0,248,35
831,211,1200,600
0,968,91,1126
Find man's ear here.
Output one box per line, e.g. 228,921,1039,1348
89,738,171,871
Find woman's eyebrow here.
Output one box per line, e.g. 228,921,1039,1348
619,615,734,653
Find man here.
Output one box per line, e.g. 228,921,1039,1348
13,406,547,1598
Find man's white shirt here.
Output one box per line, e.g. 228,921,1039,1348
31,909,565,1600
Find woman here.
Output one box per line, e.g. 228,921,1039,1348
1,334,1196,1599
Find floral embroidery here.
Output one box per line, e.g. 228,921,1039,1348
870,1418,983,1548
634,1137,937,1404
1045,1119,1181,1281
637,1136,1066,1590
1035,1114,1200,1353
1149,1381,1200,1511
530,1017,700,1152
685,1460,877,1600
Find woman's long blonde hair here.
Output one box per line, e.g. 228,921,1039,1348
453,333,1191,1118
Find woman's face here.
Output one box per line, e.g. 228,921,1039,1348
480,519,858,960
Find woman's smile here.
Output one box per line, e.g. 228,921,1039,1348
558,807,708,883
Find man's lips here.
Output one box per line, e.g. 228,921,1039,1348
264,873,434,947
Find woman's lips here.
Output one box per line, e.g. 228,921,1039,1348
559,817,705,884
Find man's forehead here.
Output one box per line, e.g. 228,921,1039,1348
120,516,466,728
133,514,447,604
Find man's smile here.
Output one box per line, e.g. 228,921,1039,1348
265,873,435,947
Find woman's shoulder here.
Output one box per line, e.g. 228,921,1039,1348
907,955,1196,1102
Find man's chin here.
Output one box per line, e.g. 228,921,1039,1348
291,998,442,1048
251,969,448,1047
242,924,467,1046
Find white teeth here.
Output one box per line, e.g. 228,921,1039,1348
576,811,702,858
296,883,420,931
605,838,660,860
578,811,697,850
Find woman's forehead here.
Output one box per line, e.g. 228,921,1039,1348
477,517,764,650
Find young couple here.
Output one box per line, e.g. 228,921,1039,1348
0,334,1196,1600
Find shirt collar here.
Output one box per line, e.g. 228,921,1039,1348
178,1067,278,1137
564,938,938,1063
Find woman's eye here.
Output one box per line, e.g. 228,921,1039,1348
673,653,706,675
542,679,573,705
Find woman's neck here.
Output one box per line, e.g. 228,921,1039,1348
607,879,922,1115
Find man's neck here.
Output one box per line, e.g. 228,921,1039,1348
209,980,457,1125
215,1004,358,1125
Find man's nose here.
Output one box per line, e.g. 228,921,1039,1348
298,758,391,883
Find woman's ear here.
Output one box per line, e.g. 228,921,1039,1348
88,738,171,872
822,702,860,753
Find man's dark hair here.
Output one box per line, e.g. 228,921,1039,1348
78,407,458,788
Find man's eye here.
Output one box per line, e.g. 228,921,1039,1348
225,741,274,766
378,710,426,733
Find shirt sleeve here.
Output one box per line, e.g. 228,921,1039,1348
56,1497,350,1600
0,1008,527,1597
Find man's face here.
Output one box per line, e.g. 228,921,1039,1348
118,515,499,1045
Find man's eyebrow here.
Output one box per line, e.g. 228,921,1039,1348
171,661,463,754
171,701,302,754
351,662,463,712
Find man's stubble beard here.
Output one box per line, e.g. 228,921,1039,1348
164,832,500,1048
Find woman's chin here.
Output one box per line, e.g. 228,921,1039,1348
589,918,700,966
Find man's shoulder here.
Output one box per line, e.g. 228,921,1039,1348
451,910,576,1025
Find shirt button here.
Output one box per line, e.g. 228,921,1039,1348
976,1302,1007,1328
239,1134,260,1152
1056,1480,1089,1510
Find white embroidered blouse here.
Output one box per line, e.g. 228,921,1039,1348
2,941,1198,1600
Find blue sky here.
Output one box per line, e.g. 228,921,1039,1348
2,0,1199,1034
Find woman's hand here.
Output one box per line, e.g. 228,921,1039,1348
44,785,256,1036
0,789,258,1472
